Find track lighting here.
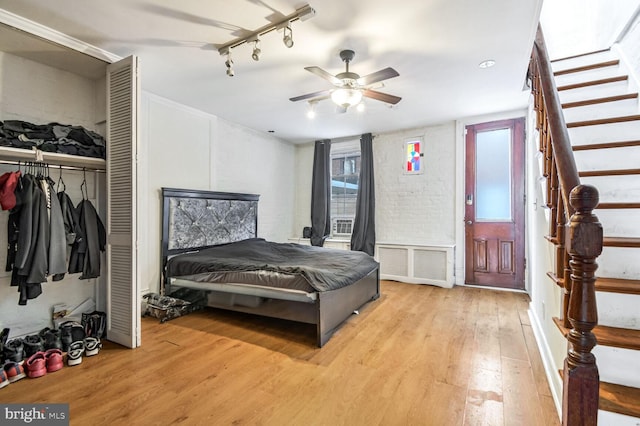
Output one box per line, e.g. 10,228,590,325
217,4,315,72
282,26,294,48
251,40,261,61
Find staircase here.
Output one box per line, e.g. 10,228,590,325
550,48,640,423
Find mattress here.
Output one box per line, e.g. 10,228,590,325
166,238,379,292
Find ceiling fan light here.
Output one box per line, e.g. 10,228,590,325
331,88,363,108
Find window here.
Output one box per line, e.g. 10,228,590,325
330,141,360,235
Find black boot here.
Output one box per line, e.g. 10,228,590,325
22,334,44,358
3,339,24,363
39,327,62,350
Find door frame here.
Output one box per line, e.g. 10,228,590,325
454,110,529,290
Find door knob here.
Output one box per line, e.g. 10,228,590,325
466,220,473,225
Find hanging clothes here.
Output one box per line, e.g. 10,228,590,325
57,188,80,280
69,199,105,280
47,177,68,281
4,167,82,305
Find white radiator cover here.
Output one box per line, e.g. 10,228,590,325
375,243,455,288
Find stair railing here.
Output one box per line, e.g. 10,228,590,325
530,25,603,426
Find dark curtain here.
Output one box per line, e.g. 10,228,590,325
310,139,331,246
350,133,376,256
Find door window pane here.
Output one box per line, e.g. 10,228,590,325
476,128,512,221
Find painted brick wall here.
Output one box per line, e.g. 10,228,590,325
374,122,456,245
293,121,457,246
0,52,100,129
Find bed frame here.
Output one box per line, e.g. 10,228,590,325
160,187,380,347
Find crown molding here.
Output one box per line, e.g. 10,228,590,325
0,8,121,64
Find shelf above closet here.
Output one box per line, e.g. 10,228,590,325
0,146,105,170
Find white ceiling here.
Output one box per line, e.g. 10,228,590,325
0,0,543,144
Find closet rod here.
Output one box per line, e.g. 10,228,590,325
0,159,106,173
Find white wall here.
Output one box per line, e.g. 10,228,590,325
138,93,296,295
0,52,105,336
541,0,640,59
618,8,640,87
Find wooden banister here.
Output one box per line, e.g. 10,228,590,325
530,25,603,426
533,27,581,216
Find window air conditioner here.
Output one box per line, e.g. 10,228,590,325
332,218,354,237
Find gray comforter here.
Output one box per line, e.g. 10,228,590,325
166,238,379,292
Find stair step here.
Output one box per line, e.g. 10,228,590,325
553,317,640,350
547,273,640,295
559,369,640,418
554,60,620,77
596,202,640,209
557,75,628,92
596,277,640,295
603,237,640,247
579,168,640,177
562,93,638,109
573,140,640,151
600,381,640,419
568,114,640,128
551,48,611,63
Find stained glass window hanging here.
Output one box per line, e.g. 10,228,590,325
405,138,424,174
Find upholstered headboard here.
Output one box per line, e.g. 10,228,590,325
160,188,259,290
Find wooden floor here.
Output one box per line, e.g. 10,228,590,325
1,281,560,426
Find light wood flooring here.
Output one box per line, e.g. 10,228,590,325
1,281,560,425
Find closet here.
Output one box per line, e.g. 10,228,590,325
0,10,140,348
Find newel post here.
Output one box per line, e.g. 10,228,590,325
562,184,602,426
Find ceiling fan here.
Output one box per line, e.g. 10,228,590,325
290,49,401,112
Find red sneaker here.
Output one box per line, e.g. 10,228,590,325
45,349,64,373
25,352,47,378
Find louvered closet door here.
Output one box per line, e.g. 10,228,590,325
106,55,140,348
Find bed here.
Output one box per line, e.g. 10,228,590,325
160,188,380,347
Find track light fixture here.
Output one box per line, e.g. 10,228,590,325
282,26,294,48
251,40,261,61
225,51,234,77
217,4,315,72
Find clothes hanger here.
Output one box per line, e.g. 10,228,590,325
57,165,66,192
80,167,88,200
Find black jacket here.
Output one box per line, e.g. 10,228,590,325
69,199,105,279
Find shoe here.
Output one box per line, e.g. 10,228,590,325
0,328,9,361
39,328,63,350
0,370,9,389
60,322,85,352
3,339,24,364
3,361,26,383
84,337,102,357
25,352,47,378
44,349,63,372
66,341,84,366
23,334,44,358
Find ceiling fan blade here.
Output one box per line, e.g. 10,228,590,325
358,67,399,86
289,89,332,102
305,66,342,86
363,89,402,105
